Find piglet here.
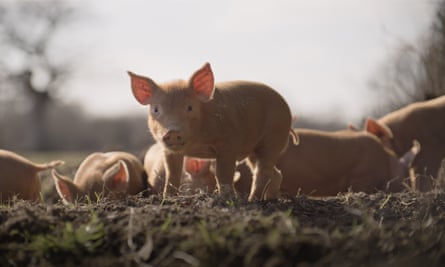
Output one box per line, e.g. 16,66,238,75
52,152,146,204
0,149,64,202
277,129,421,196
129,62,297,201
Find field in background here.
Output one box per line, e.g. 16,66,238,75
0,152,445,266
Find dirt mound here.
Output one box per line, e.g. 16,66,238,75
1,191,445,266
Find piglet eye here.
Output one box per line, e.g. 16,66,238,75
187,105,193,112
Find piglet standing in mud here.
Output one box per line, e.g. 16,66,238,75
129,62,297,201
0,150,64,202
52,152,146,204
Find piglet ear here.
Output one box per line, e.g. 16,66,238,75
128,71,156,105
104,160,129,193
190,62,215,102
52,170,80,204
365,118,393,139
184,158,210,175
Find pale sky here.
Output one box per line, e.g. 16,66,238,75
56,0,436,124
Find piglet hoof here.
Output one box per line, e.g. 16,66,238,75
163,183,180,197
247,184,280,202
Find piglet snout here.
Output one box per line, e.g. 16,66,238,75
162,130,185,147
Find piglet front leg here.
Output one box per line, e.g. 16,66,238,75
163,152,184,197
215,155,237,197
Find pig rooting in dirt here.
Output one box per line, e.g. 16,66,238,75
0,150,64,203
52,152,146,204
144,143,216,194
129,62,297,201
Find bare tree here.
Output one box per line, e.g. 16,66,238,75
368,0,445,116
368,44,423,114
0,0,76,150
419,1,445,99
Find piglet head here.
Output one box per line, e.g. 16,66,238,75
128,63,215,153
52,160,130,204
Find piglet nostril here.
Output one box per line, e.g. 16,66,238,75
162,130,184,147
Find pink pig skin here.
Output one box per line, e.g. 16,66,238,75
129,63,297,201
0,150,64,202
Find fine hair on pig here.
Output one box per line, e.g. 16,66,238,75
364,95,445,183
129,62,297,201
52,152,146,204
0,150,64,203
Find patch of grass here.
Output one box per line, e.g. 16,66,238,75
172,210,330,267
27,210,105,263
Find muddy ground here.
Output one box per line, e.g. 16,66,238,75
1,154,445,266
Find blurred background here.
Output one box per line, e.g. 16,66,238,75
0,0,444,153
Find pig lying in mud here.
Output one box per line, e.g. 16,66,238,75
129,62,297,201
0,150,64,202
234,130,420,197
363,95,445,182
52,152,146,204
144,143,216,193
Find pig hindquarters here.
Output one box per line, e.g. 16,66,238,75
0,150,64,202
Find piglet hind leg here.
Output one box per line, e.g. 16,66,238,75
248,134,287,201
248,159,283,201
